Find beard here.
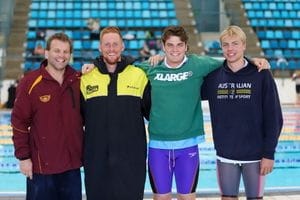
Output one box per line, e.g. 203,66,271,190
103,55,121,65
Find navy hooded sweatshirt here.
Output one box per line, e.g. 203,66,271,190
201,58,283,161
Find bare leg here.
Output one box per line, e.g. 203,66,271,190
177,193,196,200
222,197,238,200
153,193,172,200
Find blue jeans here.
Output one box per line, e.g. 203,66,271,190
26,168,82,200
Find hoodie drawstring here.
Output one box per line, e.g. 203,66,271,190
168,149,176,172
168,150,171,172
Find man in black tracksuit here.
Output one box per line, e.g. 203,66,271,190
80,27,151,200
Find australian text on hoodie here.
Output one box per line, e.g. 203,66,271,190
201,58,283,161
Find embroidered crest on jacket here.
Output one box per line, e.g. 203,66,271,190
39,95,51,103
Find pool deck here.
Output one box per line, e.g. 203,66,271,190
148,192,300,200
1,192,300,200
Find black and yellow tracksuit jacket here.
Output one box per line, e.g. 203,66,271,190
80,56,151,200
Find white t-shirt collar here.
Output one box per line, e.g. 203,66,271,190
164,55,188,69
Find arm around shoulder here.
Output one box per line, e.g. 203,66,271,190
141,82,151,120
261,71,283,160
193,55,223,75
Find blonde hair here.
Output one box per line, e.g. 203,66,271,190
100,26,122,41
219,25,246,45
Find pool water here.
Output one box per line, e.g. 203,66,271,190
1,106,300,194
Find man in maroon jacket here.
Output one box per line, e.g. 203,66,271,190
11,33,83,200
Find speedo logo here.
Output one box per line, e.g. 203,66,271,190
154,71,193,81
188,152,197,158
86,85,99,94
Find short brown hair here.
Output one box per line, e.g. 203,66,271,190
219,25,247,45
161,26,189,45
100,26,122,41
46,32,73,53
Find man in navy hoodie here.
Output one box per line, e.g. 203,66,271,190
201,26,283,200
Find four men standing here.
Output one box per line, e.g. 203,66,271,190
11,25,282,200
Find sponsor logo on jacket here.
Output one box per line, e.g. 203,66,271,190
127,85,139,90
154,71,193,82
86,85,99,94
39,95,51,103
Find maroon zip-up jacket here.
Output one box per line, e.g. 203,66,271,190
11,60,83,174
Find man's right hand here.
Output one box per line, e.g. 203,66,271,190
148,54,164,66
20,159,33,180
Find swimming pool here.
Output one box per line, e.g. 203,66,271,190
1,106,300,194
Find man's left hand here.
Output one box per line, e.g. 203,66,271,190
260,158,274,176
252,58,271,72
